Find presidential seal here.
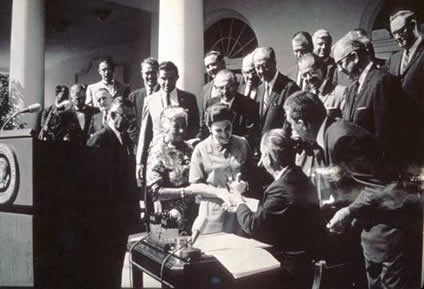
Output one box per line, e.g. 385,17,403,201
0,143,19,204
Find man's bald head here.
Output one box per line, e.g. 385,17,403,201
213,69,238,103
253,47,277,82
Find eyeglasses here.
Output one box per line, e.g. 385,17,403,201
391,25,409,38
336,51,354,67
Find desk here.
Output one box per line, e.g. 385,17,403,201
128,233,281,289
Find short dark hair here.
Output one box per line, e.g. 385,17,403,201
55,85,69,97
284,90,327,126
158,61,179,76
205,50,224,62
98,57,115,68
261,129,297,166
141,57,159,70
206,103,234,127
292,31,313,51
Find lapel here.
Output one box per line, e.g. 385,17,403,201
176,89,185,107
391,51,403,75
263,73,285,117
402,39,424,75
256,83,266,119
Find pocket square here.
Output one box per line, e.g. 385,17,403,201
356,106,367,111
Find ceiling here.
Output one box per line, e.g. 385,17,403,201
0,0,154,71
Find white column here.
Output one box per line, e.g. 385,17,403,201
9,0,45,130
158,0,204,96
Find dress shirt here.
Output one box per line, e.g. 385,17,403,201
75,110,86,130
160,88,178,107
357,62,374,94
109,122,123,145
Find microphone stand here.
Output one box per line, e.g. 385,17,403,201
0,110,22,131
0,103,41,131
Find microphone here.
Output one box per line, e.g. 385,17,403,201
18,103,41,114
1,103,42,130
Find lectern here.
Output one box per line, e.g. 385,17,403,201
0,129,37,287
0,129,139,289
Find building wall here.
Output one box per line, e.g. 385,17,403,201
204,0,375,76
44,42,149,106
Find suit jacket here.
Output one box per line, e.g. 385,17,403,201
236,165,320,253
129,84,160,127
386,38,424,108
386,39,424,164
136,89,199,166
204,94,260,148
319,117,372,166
256,72,300,133
237,83,260,101
342,65,407,162
86,126,139,228
88,111,107,137
86,80,130,107
63,105,99,145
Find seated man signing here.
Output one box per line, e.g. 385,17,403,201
218,129,321,289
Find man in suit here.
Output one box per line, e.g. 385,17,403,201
252,47,300,134
200,51,226,109
334,32,407,165
220,128,321,289
291,31,314,89
86,97,139,289
238,52,261,100
88,88,113,137
63,84,99,145
203,69,259,148
136,61,199,182
326,135,421,289
86,57,130,107
284,90,371,200
386,10,424,164
128,57,160,127
312,29,342,87
298,53,346,117
39,85,71,141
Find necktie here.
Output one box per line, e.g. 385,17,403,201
347,80,360,120
166,93,171,107
264,82,270,108
401,49,410,74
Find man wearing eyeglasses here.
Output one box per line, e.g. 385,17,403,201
386,9,424,165
202,69,259,149
334,32,407,167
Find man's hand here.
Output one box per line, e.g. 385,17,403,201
227,173,248,194
327,207,352,234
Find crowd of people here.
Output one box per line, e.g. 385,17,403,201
38,9,423,289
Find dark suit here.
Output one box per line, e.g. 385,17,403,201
237,83,260,101
204,93,260,146
257,72,300,134
86,126,139,289
386,38,424,164
88,111,107,137
63,105,99,145
129,84,160,127
342,65,407,163
236,165,320,289
39,104,69,141
136,89,199,167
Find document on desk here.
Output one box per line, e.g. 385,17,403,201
211,247,280,279
193,233,280,279
194,233,271,252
